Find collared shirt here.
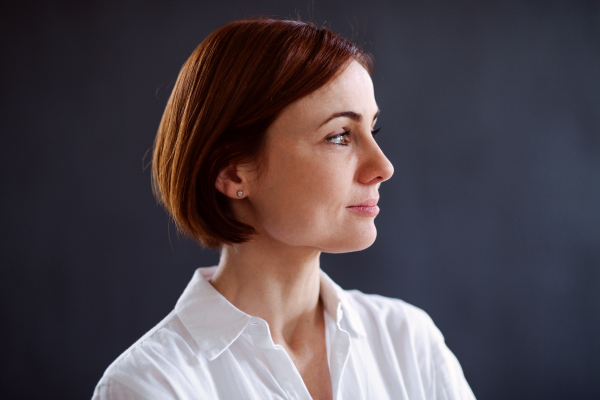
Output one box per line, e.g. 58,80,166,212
93,267,475,399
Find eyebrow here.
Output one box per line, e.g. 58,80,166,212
319,109,380,127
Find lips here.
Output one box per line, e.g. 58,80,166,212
346,198,380,217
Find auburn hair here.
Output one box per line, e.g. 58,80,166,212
152,18,373,248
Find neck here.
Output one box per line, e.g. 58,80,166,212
210,235,322,344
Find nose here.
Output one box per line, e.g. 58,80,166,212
356,138,394,185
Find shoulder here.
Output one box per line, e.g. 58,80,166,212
344,289,442,343
343,289,445,370
92,310,206,400
343,290,476,399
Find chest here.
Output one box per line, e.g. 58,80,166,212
285,341,332,400
185,334,424,400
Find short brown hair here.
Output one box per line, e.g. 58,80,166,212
152,18,373,249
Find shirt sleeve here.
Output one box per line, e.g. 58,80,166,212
429,325,476,400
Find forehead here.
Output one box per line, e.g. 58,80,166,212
271,61,376,133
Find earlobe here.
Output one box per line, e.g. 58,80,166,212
215,165,247,199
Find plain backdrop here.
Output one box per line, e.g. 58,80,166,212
1,1,599,399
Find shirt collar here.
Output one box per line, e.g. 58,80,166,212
175,266,366,361
319,269,367,338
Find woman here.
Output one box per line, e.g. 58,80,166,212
93,18,475,400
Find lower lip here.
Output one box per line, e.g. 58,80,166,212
346,205,380,217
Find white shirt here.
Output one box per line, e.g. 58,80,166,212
93,267,475,399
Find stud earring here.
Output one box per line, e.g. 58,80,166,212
237,190,243,197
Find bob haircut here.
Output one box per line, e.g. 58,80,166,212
152,18,373,249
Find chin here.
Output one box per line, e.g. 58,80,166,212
323,226,378,254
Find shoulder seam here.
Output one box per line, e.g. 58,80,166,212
101,309,178,377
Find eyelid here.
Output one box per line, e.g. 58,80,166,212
325,125,379,146
326,130,350,145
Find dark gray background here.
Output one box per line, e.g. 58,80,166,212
1,0,599,399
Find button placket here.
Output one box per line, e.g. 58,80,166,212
330,304,352,400
246,318,313,400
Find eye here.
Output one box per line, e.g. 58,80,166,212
326,131,350,146
371,127,381,135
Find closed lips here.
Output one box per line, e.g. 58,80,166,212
346,199,379,216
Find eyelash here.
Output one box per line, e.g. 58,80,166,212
327,127,381,146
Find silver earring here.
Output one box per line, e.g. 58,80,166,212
237,190,243,197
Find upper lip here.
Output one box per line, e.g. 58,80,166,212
347,198,379,207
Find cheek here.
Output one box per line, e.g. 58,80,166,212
274,148,352,206
253,147,360,243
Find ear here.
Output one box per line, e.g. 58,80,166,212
215,164,249,199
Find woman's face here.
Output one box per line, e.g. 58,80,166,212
244,60,394,253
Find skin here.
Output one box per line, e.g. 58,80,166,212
212,60,394,400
